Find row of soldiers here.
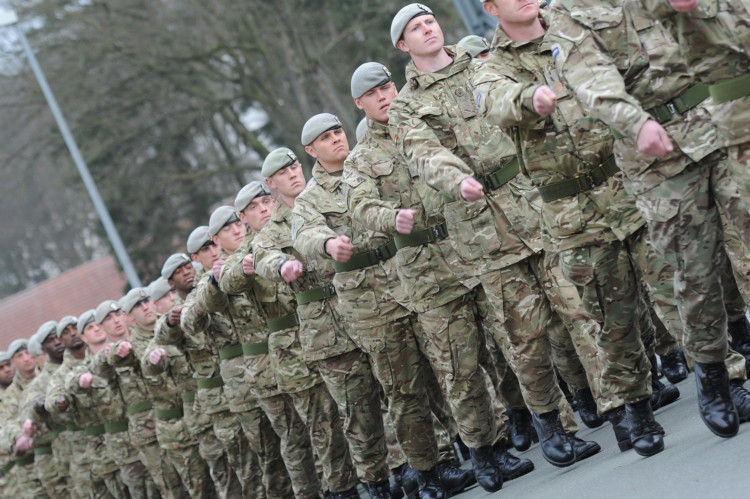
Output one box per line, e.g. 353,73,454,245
3,0,750,497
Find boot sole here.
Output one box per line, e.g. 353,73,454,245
633,438,665,457
540,453,576,468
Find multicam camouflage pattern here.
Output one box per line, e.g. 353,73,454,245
388,45,539,275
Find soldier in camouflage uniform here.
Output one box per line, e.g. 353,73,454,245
45,313,102,499
387,3,599,468
547,0,745,439
218,181,323,499
0,339,46,498
252,149,362,498
21,321,69,497
0,350,18,497
292,112,480,498
156,249,247,499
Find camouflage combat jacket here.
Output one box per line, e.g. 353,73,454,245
192,257,258,413
44,349,83,428
23,360,62,451
345,119,475,313
292,160,411,330
388,45,540,275
634,0,750,147
221,230,318,396
141,338,198,450
255,196,355,367
548,0,718,195
156,285,231,418
107,326,158,447
0,371,35,458
475,21,644,252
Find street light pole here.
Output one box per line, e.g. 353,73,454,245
1,9,141,288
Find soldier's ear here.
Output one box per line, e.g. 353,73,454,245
304,145,318,159
396,39,410,53
353,97,365,110
483,0,499,17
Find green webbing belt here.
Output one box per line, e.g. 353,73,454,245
64,424,82,432
478,157,520,191
155,407,184,420
181,391,196,403
296,283,336,305
126,400,153,415
242,341,270,356
267,313,299,333
332,239,397,273
394,222,449,250
49,430,61,439
537,156,619,202
196,375,224,389
709,73,750,104
33,445,52,456
218,343,243,360
15,454,34,466
104,421,129,434
2,460,15,473
647,83,709,124
84,424,106,436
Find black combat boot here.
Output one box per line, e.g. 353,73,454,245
400,464,418,499
729,379,750,423
566,433,601,462
505,407,534,451
531,409,575,467
453,435,471,462
694,361,740,437
659,349,688,384
435,459,475,495
468,446,503,492
330,485,361,499
605,406,632,452
390,465,405,499
625,399,665,457
574,387,604,428
415,467,447,499
492,441,534,480
728,316,750,356
367,480,392,499
649,356,680,411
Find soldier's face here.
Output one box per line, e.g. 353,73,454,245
266,162,306,200
397,15,444,57
0,360,14,386
82,321,107,346
60,325,83,349
153,290,175,315
214,220,245,254
354,82,398,125
192,243,219,271
305,128,349,167
483,0,539,26
101,309,128,340
131,299,157,329
239,195,275,233
11,349,36,376
41,333,65,359
170,263,197,294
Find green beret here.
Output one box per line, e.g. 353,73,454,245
235,181,271,212
208,206,240,237
161,253,193,280
121,287,149,314
56,316,78,338
77,310,96,335
186,226,211,254
391,3,434,47
95,300,121,325
261,148,298,178
301,113,342,146
356,117,369,143
457,35,490,57
0,351,9,363
351,62,393,98
147,278,173,303
28,333,43,357
8,338,29,358
36,320,58,343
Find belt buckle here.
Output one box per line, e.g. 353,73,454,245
575,173,594,191
666,102,678,117
374,247,382,261
326,283,336,298
432,225,442,240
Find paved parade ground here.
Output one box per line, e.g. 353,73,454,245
454,373,750,499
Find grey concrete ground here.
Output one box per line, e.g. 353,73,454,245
454,373,750,499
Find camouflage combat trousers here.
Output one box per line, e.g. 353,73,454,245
634,158,729,363
163,442,215,499
194,424,240,499
136,439,184,498
237,397,298,499
212,411,265,498
13,458,47,499
310,349,386,487
348,313,439,472
34,449,68,499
